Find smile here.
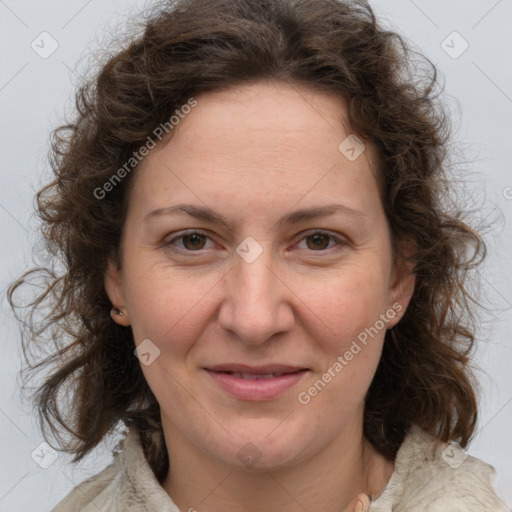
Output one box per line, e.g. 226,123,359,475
204,369,308,401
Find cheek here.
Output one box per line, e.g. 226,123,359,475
302,263,391,402
122,261,220,352
124,269,215,404
310,262,391,343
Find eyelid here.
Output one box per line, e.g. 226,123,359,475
165,229,214,252
165,228,348,254
292,229,348,251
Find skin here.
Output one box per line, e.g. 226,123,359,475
105,80,416,512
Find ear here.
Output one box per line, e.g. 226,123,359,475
104,258,131,326
386,238,417,329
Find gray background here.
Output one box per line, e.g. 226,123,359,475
1,0,511,510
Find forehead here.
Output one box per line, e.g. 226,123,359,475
129,80,383,221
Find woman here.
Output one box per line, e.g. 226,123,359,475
8,0,508,510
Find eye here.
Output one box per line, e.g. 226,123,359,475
166,230,215,252
165,229,346,254
295,230,345,252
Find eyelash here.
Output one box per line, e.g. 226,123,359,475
165,229,346,255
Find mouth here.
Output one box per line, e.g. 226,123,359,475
203,363,309,401
205,363,309,374
217,371,301,380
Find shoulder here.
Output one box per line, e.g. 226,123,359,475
370,424,509,511
50,430,178,512
51,461,120,512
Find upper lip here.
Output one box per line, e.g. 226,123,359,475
205,363,308,375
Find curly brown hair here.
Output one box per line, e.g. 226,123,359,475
8,0,485,482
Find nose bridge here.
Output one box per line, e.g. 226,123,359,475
218,239,293,344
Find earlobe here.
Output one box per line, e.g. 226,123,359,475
387,271,415,329
104,258,131,326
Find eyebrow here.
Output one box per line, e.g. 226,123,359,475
143,203,366,228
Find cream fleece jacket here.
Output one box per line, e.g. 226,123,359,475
51,425,509,511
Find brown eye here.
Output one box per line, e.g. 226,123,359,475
294,230,347,254
305,233,331,250
166,230,214,252
182,233,207,250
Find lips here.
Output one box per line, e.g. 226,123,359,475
226,372,289,380
204,363,309,401
206,363,308,375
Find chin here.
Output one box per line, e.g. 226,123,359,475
210,422,318,472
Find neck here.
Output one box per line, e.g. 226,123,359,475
161,413,394,512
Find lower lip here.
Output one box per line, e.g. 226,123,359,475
204,369,308,401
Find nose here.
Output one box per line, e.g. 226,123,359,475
217,244,295,346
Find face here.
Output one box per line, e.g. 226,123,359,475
105,80,415,471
